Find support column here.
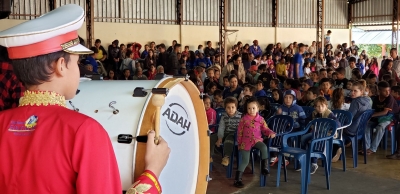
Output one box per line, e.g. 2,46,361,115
219,0,227,67
392,0,399,49
176,0,183,44
49,0,56,11
316,0,324,54
272,0,278,44
86,0,94,47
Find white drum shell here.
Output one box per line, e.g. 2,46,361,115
68,79,200,194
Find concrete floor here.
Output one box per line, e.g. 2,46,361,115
207,146,400,194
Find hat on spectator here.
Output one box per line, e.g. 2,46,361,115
283,89,297,105
250,65,258,71
0,4,92,59
304,79,314,87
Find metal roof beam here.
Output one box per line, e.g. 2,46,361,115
348,0,367,4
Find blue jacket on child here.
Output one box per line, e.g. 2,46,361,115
279,90,306,128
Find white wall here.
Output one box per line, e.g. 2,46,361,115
0,19,350,50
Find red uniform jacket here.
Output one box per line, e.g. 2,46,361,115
0,91,162,194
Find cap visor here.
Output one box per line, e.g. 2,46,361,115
64,44,93,55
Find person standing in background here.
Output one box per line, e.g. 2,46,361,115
0,46,25,111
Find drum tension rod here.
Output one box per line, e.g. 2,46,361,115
200,92,206,99
109,101,119,114
69,101,79,112
132,87,169,97
173,74,190,81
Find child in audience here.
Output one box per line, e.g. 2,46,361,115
311,71,319,87
235,97,276,188
204,96,217,133
222,75,243,99
344,80,353,96
300,96,340,173
367,84,378,99
298,79,314,106
304,62,312,79
255,81,267,97
329,88,350,110
269,64,277,78
210,97,242,166
269,78,280,92
391,86,400,101
319,78,333,101
352,69,362,81
334,67,348,89
310,62,317,72
327,68,334,79
260,54,268,65
238,84,255,112
203,67,217,93
258,98,271,119
276,90,306,130
331,72,338,80
195,66,205,93
272,89,284,104
364,81,399,155
306,87,319,107
276,58,287,82
319,68,328,79
206,82,218,101
212,90,224,109
223,76,230,89
343,81,372,137
367,74,377,85
284,78,302,100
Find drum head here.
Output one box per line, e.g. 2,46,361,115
135,78,209,194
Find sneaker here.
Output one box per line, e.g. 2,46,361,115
270,157,278,166
332,148,342,163
310,164,318,174
221,156,230,166
386,153,400,159
270,157,277,163
285,159,290,166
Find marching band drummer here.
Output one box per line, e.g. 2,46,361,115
0,4,170,194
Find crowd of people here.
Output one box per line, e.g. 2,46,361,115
78,33,400,188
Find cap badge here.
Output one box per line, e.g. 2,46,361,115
60,38,80,50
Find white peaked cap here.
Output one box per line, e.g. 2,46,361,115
0,4,93,59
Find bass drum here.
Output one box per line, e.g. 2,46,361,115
68,77,209,193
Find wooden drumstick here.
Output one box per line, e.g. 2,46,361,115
151,94,165,145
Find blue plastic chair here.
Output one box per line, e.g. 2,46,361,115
343,109,374,168
301,106,314,119
381,122,396,155
276,118,337,194
270,103,280,114
257,115,294,187
331,110,353,172
209,108,226,171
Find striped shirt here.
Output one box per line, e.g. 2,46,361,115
217,111,242,138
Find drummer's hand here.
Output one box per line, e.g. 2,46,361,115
215,138,222,147
145,130,170,178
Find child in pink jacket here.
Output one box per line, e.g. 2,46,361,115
203,96,217,132
234,97,276,188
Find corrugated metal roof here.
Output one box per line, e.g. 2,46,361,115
352,0,392,26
